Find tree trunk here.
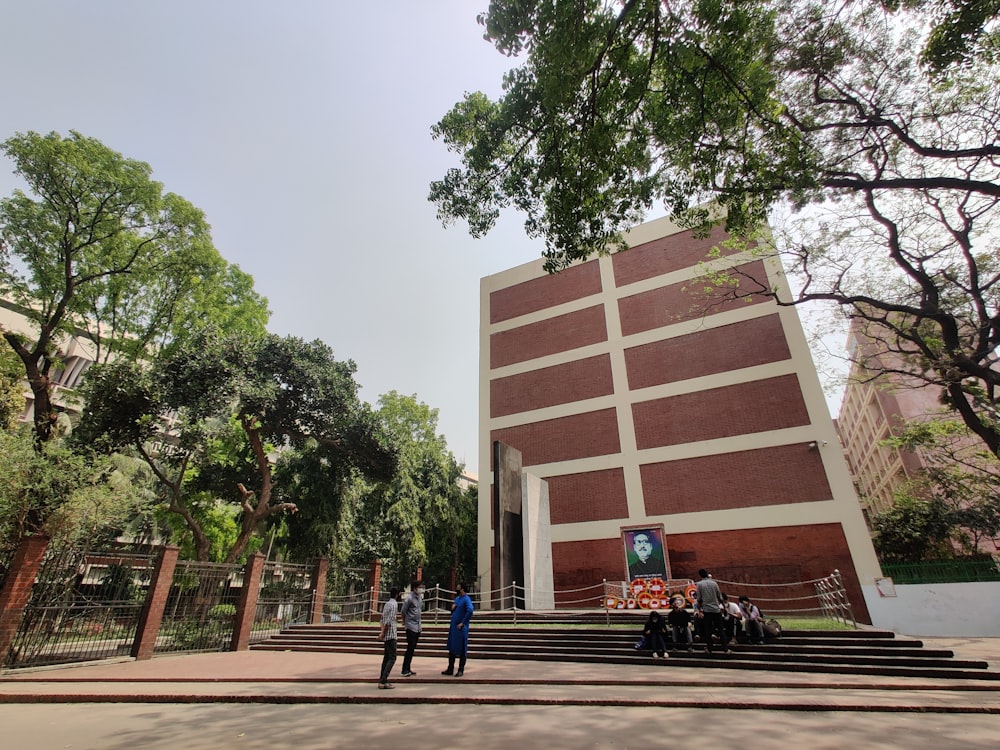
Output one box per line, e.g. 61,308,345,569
3,332,54,447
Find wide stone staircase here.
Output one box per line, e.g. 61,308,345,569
251,611,1000,681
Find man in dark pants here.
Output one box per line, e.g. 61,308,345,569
377,587,400,689
400,580,423,677
695,569,729,655
442,581,474,677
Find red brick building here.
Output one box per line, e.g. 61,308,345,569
480,216,880,622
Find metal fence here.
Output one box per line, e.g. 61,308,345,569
3,545,158,670
250,561,315,643
595,570,857,627
153,560,243,655
881,558,1000,584
322,565,376,622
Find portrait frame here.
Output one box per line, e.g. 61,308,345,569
621,524,669,582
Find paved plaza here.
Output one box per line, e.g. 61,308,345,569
1,637,1000,748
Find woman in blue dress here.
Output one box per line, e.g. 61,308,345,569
442,582,474,676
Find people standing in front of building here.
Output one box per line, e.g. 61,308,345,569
399,580,423,677
695,569,729,655
442,582,474,677
377,587,401,689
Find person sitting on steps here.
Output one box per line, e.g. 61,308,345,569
667,595,693,652
641,609,669,659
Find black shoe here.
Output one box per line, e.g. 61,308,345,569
402,671,416,677
441,670,453,675
454,670,464,677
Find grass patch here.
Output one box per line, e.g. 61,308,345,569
773,617,855,631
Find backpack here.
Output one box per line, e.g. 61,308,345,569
763,618,782,639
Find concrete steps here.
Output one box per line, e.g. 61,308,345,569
251,622,1000,681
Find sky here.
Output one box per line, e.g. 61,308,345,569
0,2,844,475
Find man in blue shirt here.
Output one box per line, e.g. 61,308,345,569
442,582,474,677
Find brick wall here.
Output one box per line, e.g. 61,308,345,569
546,468,629,524
632,373,810,449
549,524,870,623
490,408,621,468
132,545,180,660
624,313,790,390
0,535,50,663
491,305,608,368
618,260,771,337
612,224,739,286
490,259,602,323
552,537,624,589
640,444,833,515
664,525,871,623
231,553,265,651
490,354,614,417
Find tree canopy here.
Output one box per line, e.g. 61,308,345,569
431,0,1000,457
0,130,269,445
877,418,1000,556
75,330,399,562
340,392,469,585
0,427,151,560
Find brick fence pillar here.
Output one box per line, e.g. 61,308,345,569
369,559,382,621
310,557,329,625
0,535,50,666
230,552,265,651
132,545,180,661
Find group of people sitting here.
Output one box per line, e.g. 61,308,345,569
635,589,766,659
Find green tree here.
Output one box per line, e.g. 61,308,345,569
431,0,1000,459
340,392,469,586
0,337,25,430
74,330,398,563
0,130,267,445
272,441,363,563
423,482,478,587
880,0,1000,71
0,427,151,560
881,418,1000,554
870,491,956,562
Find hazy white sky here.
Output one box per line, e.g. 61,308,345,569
0,2,567,473
1,3,844,475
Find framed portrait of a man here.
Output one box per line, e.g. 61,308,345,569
621,525,669,581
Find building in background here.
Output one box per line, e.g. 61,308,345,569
834,321,939,519
834,321,1000,557
458,470,478,492
479,215,881,621
0,298,95,427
